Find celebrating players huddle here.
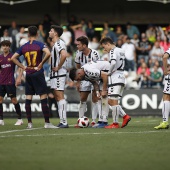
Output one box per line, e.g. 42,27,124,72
0,25,169,130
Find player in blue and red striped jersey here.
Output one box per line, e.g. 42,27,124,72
11,26,57,129
0,40,23,126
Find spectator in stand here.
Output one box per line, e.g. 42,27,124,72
42,14,55,43
115,25,124,39
0,29,12,43
101,21,117,43
146,24,156,44
121,37,136,71
160,35,170,52
70,24,87,49
65,48,74,88
8,21,19,53
136,33,152,65
67,15,79,48
149,40,164,66
86,20,95,41
164,24,170,42
88,36,100,51
149,60,163,75
60,25,72,53
136,62,151,88
122,34,128,44
116,38,123,48
126,22,140,39
15,27,28,49
130,33,140,48
148,64,163,88
80,18,87,32
37,23,46,43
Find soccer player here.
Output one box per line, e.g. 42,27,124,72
0,40,23,126
48,25,68,128
74,36,101,127
11,26,57,129
100,37,131,128
69,60,110,127
154,50,170,129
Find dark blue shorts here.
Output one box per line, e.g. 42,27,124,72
0,84,16,98
25,71,47,95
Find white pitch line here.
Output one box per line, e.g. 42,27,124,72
0,130,169,138
0,127,43,134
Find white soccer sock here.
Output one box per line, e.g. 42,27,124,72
97,99,103,122
162,101,170,122
102,97,109,123
117,105,126,117
79,101,87,118
57,99,67,125
92,102,98,122
111,105,120,123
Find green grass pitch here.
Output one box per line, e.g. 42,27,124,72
0,117,170,170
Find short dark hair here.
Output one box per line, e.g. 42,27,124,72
51,25,63,37
0,40,11,47
28,26,37,36
69,68,77,81
100,37,115,45
76,36,88,46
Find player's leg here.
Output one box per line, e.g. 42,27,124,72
53,89,68,128
78,81,91,118
25,95,33,128
29,71,57,129
6,85,23,125
51,76,68,128
154,93,170,129
79,91,89,117
91,90,99,125
106,84,131,129
0,85,5,125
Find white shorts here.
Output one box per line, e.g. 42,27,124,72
80,80,93,92
108,72,125,99
50,76,66,91
163,75,170,94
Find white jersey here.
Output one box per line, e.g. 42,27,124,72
50,39,67,78
81,60,110,81
109,47,125,73
163,49,170,94
165,48,170,64
75,49,100,66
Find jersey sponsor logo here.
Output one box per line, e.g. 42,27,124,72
120,52,125,56
1,64,11,68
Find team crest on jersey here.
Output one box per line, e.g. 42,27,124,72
57,42,62,50
8,58,11,62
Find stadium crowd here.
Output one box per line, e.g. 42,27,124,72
1,14,170,90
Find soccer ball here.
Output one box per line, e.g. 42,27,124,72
77,116,90,128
